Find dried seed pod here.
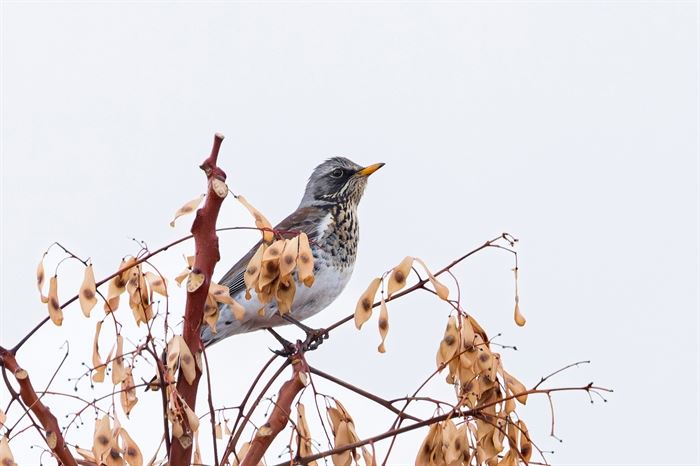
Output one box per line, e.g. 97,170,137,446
414,258,449,300
297,232,315,287
296,404,317,465
179,340,197,385
104,257,134,312
210,282,234,305
326,407,343,435
504,396,516,415
36,253,48,304
275,277,296,314
279,235,299,279
112,335,126,385
514,297,526,327
187,270,205,293
47,275,63,326
436,316,460,369
0,436,15,466
166,336,182,374
518,420,532,463
415,422,442,466
144,271,168,297
361,447,375,466
75,447,96,463
387,256,413,297
92,415,112,463
503,370,528,405
79,264,98,317
211,178,228,198
119,428,143,466
237,195,274,243
174,256,194,287
0,409,5,428
442,419,460,464
120,367,138,417
92,321,106,383
332,421,353,466
354,277,381,330
244,244,266,299
203,294,219,332
377,297,389,353
258,240,284,289
461,318,476,350
456,423,471,460
183,401,200,433
512,267,525,326
170,194,205,227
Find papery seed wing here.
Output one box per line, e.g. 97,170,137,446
170,194,205,227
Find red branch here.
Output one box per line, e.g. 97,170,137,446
169,133,228,465
241,350,308,466
0,346,78,466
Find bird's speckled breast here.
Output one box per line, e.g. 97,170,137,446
201,203,359,344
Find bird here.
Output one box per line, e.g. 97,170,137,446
200,157,384,348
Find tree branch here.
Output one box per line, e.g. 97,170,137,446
169,133,228,466
0,346,78,466
241,347,308,466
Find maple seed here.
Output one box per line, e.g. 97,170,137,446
514,297,526,327
211,177,228,198
377,297,389,353
387,256,414,296
297,232,315,287
354,277,381,330
36,253,48,303
47,275,63,326
237,195,274,243
414,257,449,300
187,270,206,292
170,193,205,227
79,264,98,317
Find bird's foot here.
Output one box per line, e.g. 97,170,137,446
302,327,329,352
280,314,329,352
267,328,296,357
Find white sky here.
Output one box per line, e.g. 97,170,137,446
1,1,698,465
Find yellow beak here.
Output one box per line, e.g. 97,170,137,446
355,162,385,177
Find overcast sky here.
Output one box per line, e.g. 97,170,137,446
1,2,698,465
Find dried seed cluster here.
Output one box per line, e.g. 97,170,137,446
242,232,315,315
79,414,142,466
419,314,533,466
354,257,450,353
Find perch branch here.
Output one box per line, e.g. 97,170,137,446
169,133,228,466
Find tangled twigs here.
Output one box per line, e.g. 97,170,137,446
241,345,309,466
169,133,228,466
0,346,78,466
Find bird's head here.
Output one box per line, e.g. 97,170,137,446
299,157,384,208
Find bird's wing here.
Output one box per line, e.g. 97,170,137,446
218,205,327,297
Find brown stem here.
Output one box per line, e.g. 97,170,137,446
273,384,610,466
222,358,289,464
241,349,308,466
169,133,228,466
0,346,78,466
308,366,422,423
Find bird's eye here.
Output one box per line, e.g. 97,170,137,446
330,168,344,179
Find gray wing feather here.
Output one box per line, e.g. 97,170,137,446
217,206,326,298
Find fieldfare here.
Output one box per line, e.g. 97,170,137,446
201,157,384,347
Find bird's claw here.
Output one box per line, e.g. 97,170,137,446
302,327,329,352
266,328,296,356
